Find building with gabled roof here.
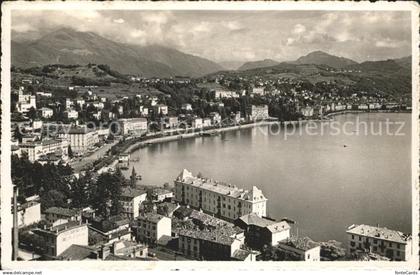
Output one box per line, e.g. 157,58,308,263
235,213,290,250
277,237,321,261
174,169,267,221
346,224,412,261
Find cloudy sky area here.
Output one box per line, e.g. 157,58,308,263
11,10,411,63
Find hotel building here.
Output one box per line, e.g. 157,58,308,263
117,118,148,136
346,224,412,261
174,169,267,221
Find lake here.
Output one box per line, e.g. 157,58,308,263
125,113,412,244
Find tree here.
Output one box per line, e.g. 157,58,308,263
40,189,67,210
91,171,124,218
27,107,37,120
67,145,74,159
130,167,137,188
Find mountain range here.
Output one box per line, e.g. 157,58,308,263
12,27,411,78
11,28,223,78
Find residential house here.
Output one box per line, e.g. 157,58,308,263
346,224,412,261
136,213,172,245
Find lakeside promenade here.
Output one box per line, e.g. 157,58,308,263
70,109,410,173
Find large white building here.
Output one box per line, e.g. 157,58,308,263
62,127,99,154
174,169,267,221
34,221,89,257
18,138,69,162
16,88,36,113
250,105,269,121
17,196,41,227
346,224,412,261
118,118,148,136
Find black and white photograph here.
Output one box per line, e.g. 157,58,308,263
1,1,418,272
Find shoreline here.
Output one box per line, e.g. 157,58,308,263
86,110,411,172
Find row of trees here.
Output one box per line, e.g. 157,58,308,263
12,154,126,218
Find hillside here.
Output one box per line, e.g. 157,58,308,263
208,60,411,96
11,28,223,78
238,59,280,71
294,51,358,68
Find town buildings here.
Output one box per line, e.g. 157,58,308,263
18,138,69,162
346,224,412,261
89,216,132,245
62,127,99,154
44,207,82,224
40,107,54,118
235,213,290,250
277,237,321,261
136,213,172,245
250,105,269,121
118,118,148,136
119,187,148,219
177,226,251,260
33,221,89,258
16,195,41,227
174,169,267,221
16,88,36,113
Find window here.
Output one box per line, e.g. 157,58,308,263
389,243,392,248
307,254,310,259
397,251,400,256
352,235,354,240
373,239,377,244
350,241,355,247
359,236,362,241
397,244,401,249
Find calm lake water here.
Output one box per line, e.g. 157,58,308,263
125,113,412,244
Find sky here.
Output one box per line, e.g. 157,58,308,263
11,10,412,63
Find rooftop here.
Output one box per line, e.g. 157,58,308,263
35,221,87,235
190,210,232,228
238,213,290,233
120,187,147,198
176,169,266,202
279,237,320,251
346,224,411,244
232,249,252,261
58,244,96,260
138,212,167,224
178,225,243,246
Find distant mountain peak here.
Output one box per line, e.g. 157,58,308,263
238,59,280,71
295,50,357,68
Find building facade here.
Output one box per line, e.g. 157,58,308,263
174,169,267,221
34,221,89,257
65,127,99,154
119,188,148,219
250,105,269,121
346,224,412,261
178,227,246,260
136,213,172,245
235,213,290,250
118,118,148,136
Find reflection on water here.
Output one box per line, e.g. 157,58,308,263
125,113,412,243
